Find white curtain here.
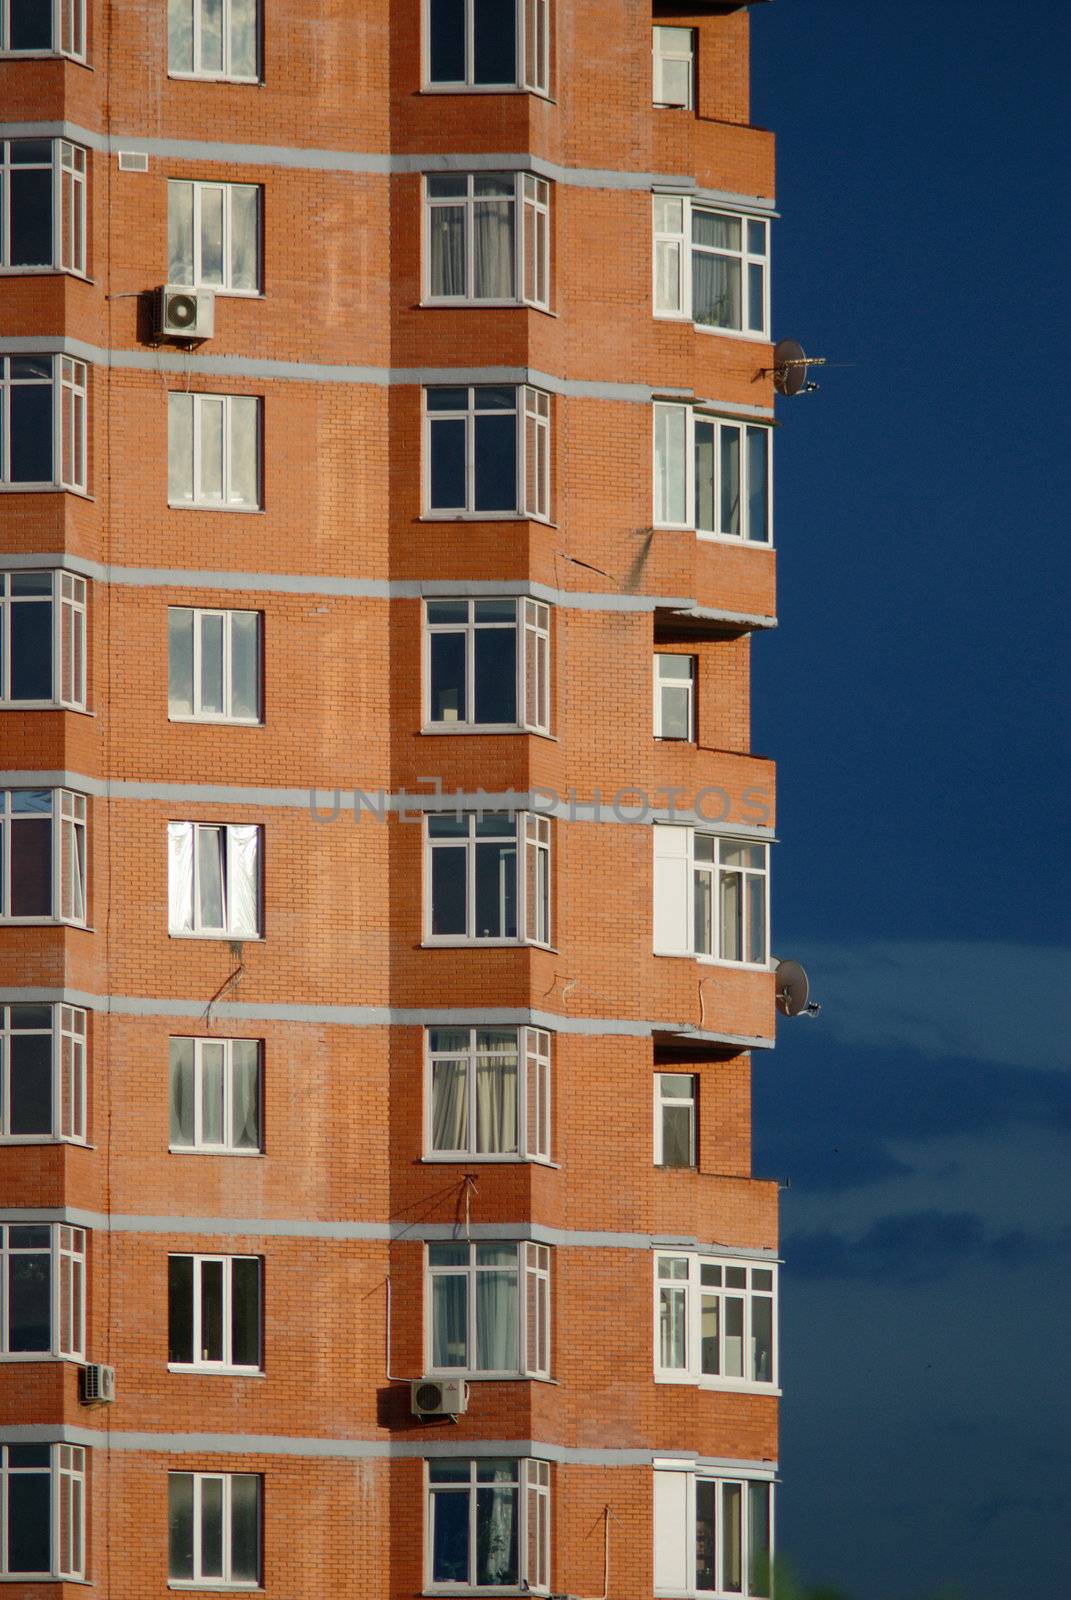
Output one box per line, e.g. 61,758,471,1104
693,251,741,329
475,1050,517,1153
431,1274,467,1368
432,1058,468,1152
473,200,514,298
654,404,687,525
229,186,258,291
167,181,194,284
167,822,194,933
169,1038,195,1145
478,1472,517,1585
227,825,260,936
430,206,465,296
232,1043,260,1149
475,1259,518,1370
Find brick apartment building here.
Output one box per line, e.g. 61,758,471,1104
0,1,786,1594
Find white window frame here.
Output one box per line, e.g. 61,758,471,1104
168,1253,262,1374
0,788,87,926
0,1002,87,1144
423,597,550,735
653,403,773,544
0,1443,86,1580
654,1071,696,1169
166,820,262,939
168,606,262,723
653,1462,774,1600
0,354,87,492
426,1239,550,1378
0,139,86,275
653,653,696,740
0,569,87,709
423,0,549,94
168,392,261,511
425,1457,550,1594
0,0,86,60
0,1222,85,1359
653,826,769,967
168,1471,261,1589
652,196,770,338
424,171,550,309
423,384,551,520
424,811,551,947
169,1036,262,1155
424,1025,551,1163
167,179,261,295
653,25,694,109
655,1254,778,1391
168,0,261,83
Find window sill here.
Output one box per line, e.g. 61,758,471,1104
0,484,91,498
167,289,265,301
418,86,556,104
655,1374,781,1397
420,725,556,741
169,1585,262,1593
418,301,556,317
167,932,264,942
653,522,772,550
168,715,264,727
421,939,557,952
168,503,264,514
694,321,770,344
419,1155,560,1170
0,1352,82,1364
167,1364,265,1377
167,71,262,86
0,51,92,69
0,918,91,930
169,1146,265,1158
0,702,93,715
425,1373,558,1386
652,952,771,973
0,1135,92,1148
417,513,556,527
0,267,93,282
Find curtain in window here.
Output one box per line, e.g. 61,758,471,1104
229,187,258,291
168,183,194,283
475,1046,517,1153
227,825,259,936
432,1057,468,1151
432,1273,467,1368
473,199,514,298
170,1039,195,1145
430,206,465,296
232,1043,260,1149
477,1470,518,1586
692,251,741,329
475,1252,518,1370
168,822,195,933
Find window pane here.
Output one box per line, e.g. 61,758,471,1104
752,1295,772,1382
10,382,53,483
11,815,52,916
696,1479,717,1593
200,1041,225,1145
229,1476,260,1583
655,405,687,523
9,1032,53,1134
168,183,195,284
473,199,515,298
199,613,225,715
720,870,742,961
168,1475,195,1580
474,840,516,938
701,1292,719,1375
9,166,53,266
660,684,691,740
230,612,260,719
694,419,715,531
9,1249,51,1349
229,187,258,290
9,0,53,49
720,427,741,535
661,1103,693,1168
659,1286,686,1368
228,396,258,504
432,1271,468,1367
232,1041,260,1149
169,1038,195,1147
476,1479,518,1584
8,1472,51,1573
430,417,466,509
198,396,225,502
196,827,225,928
432,1486,469,1583
169,0,194,72
722,1483,743,1593
694,252,741,331
430,631,466,723
661,58,691,106
231,1258,260,1367
200,188,224,284
428,0,465,81
475,1268,518,1369
432,1057,468,1151
724,1296,745,1377
168,611,195,715
746,427,769,541
9,595,52,700
168,393,194,502
748,1483,772,1597
200,1259,224,1361
473,0,516,83
200,1476,224,1576
473,411,517,511
747,262,766,333
475,1048,517,1153
169,1255,195,1362
747,872,766,963
431,845,467,936
230,0,258,77
473,626,516,723
201,0,224,72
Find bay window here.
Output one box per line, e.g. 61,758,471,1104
167,820,261,938
0,139,86,273
425,0,549,93
168,0,259,81
0,569,87,708
426,1024,550,1161
427,1458,550,1593
425,597,550,733
168,393,260,509
168,606,261,722
168,1253,262,1372
654,403,772,543
653,826,768,965
654,1465,773,1599
426,811,551,945
169,1036,261,1154
0,788,87,924
0,1222,85,1359
424,384,550,518
427,1240,549,1377
656,1254,777,1388
167,179,260,293
0,0,86,59
0,1444,85,1580
169,1471,261,1587
653,197,769,337
425,171,550,307
0,1002,86,1141
0,355,87,491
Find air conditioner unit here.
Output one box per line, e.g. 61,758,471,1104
80,1363,116,1406
155,285,215,341
411,1378,469,1418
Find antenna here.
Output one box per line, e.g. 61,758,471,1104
764,339,826,396
774,959,821,1018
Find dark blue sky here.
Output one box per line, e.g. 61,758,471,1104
748,4,1070,1596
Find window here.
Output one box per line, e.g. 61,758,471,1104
0,788,87,924
653,404,772,542
426,0,548,93
168,607,261,722
168,393,260,510
0,355,87,491
653,1465,773,1599
0,0,85,59
653,26,694,108
168,0,259,81
424,384,550,518
0,1444,85,1580
653,198,769,337
167,821,261,938
425,597,550,733
168,180,260,293
427,1240,549,1377
168,1254,261,1372
0,569,86,708
169,1037,261,1154
426,811,551,945
655,1072,695,1168
654,653,695,740
656,1255,776,1388
0,1223,85,1358
426,1025,550,1162
169,1471,261,1588
0,1003,86,1142
427,1458,550,1592
653,828,769,965
0,139,86,273
425,172,549,308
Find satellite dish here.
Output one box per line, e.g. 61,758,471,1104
771,339,812,396
775,959,819,1017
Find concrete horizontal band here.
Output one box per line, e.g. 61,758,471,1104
0,989,771,1051
0,338,774,416
0,122,777,214
0,556,777,629
0,1425,777,1472
0,1210,778,1259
